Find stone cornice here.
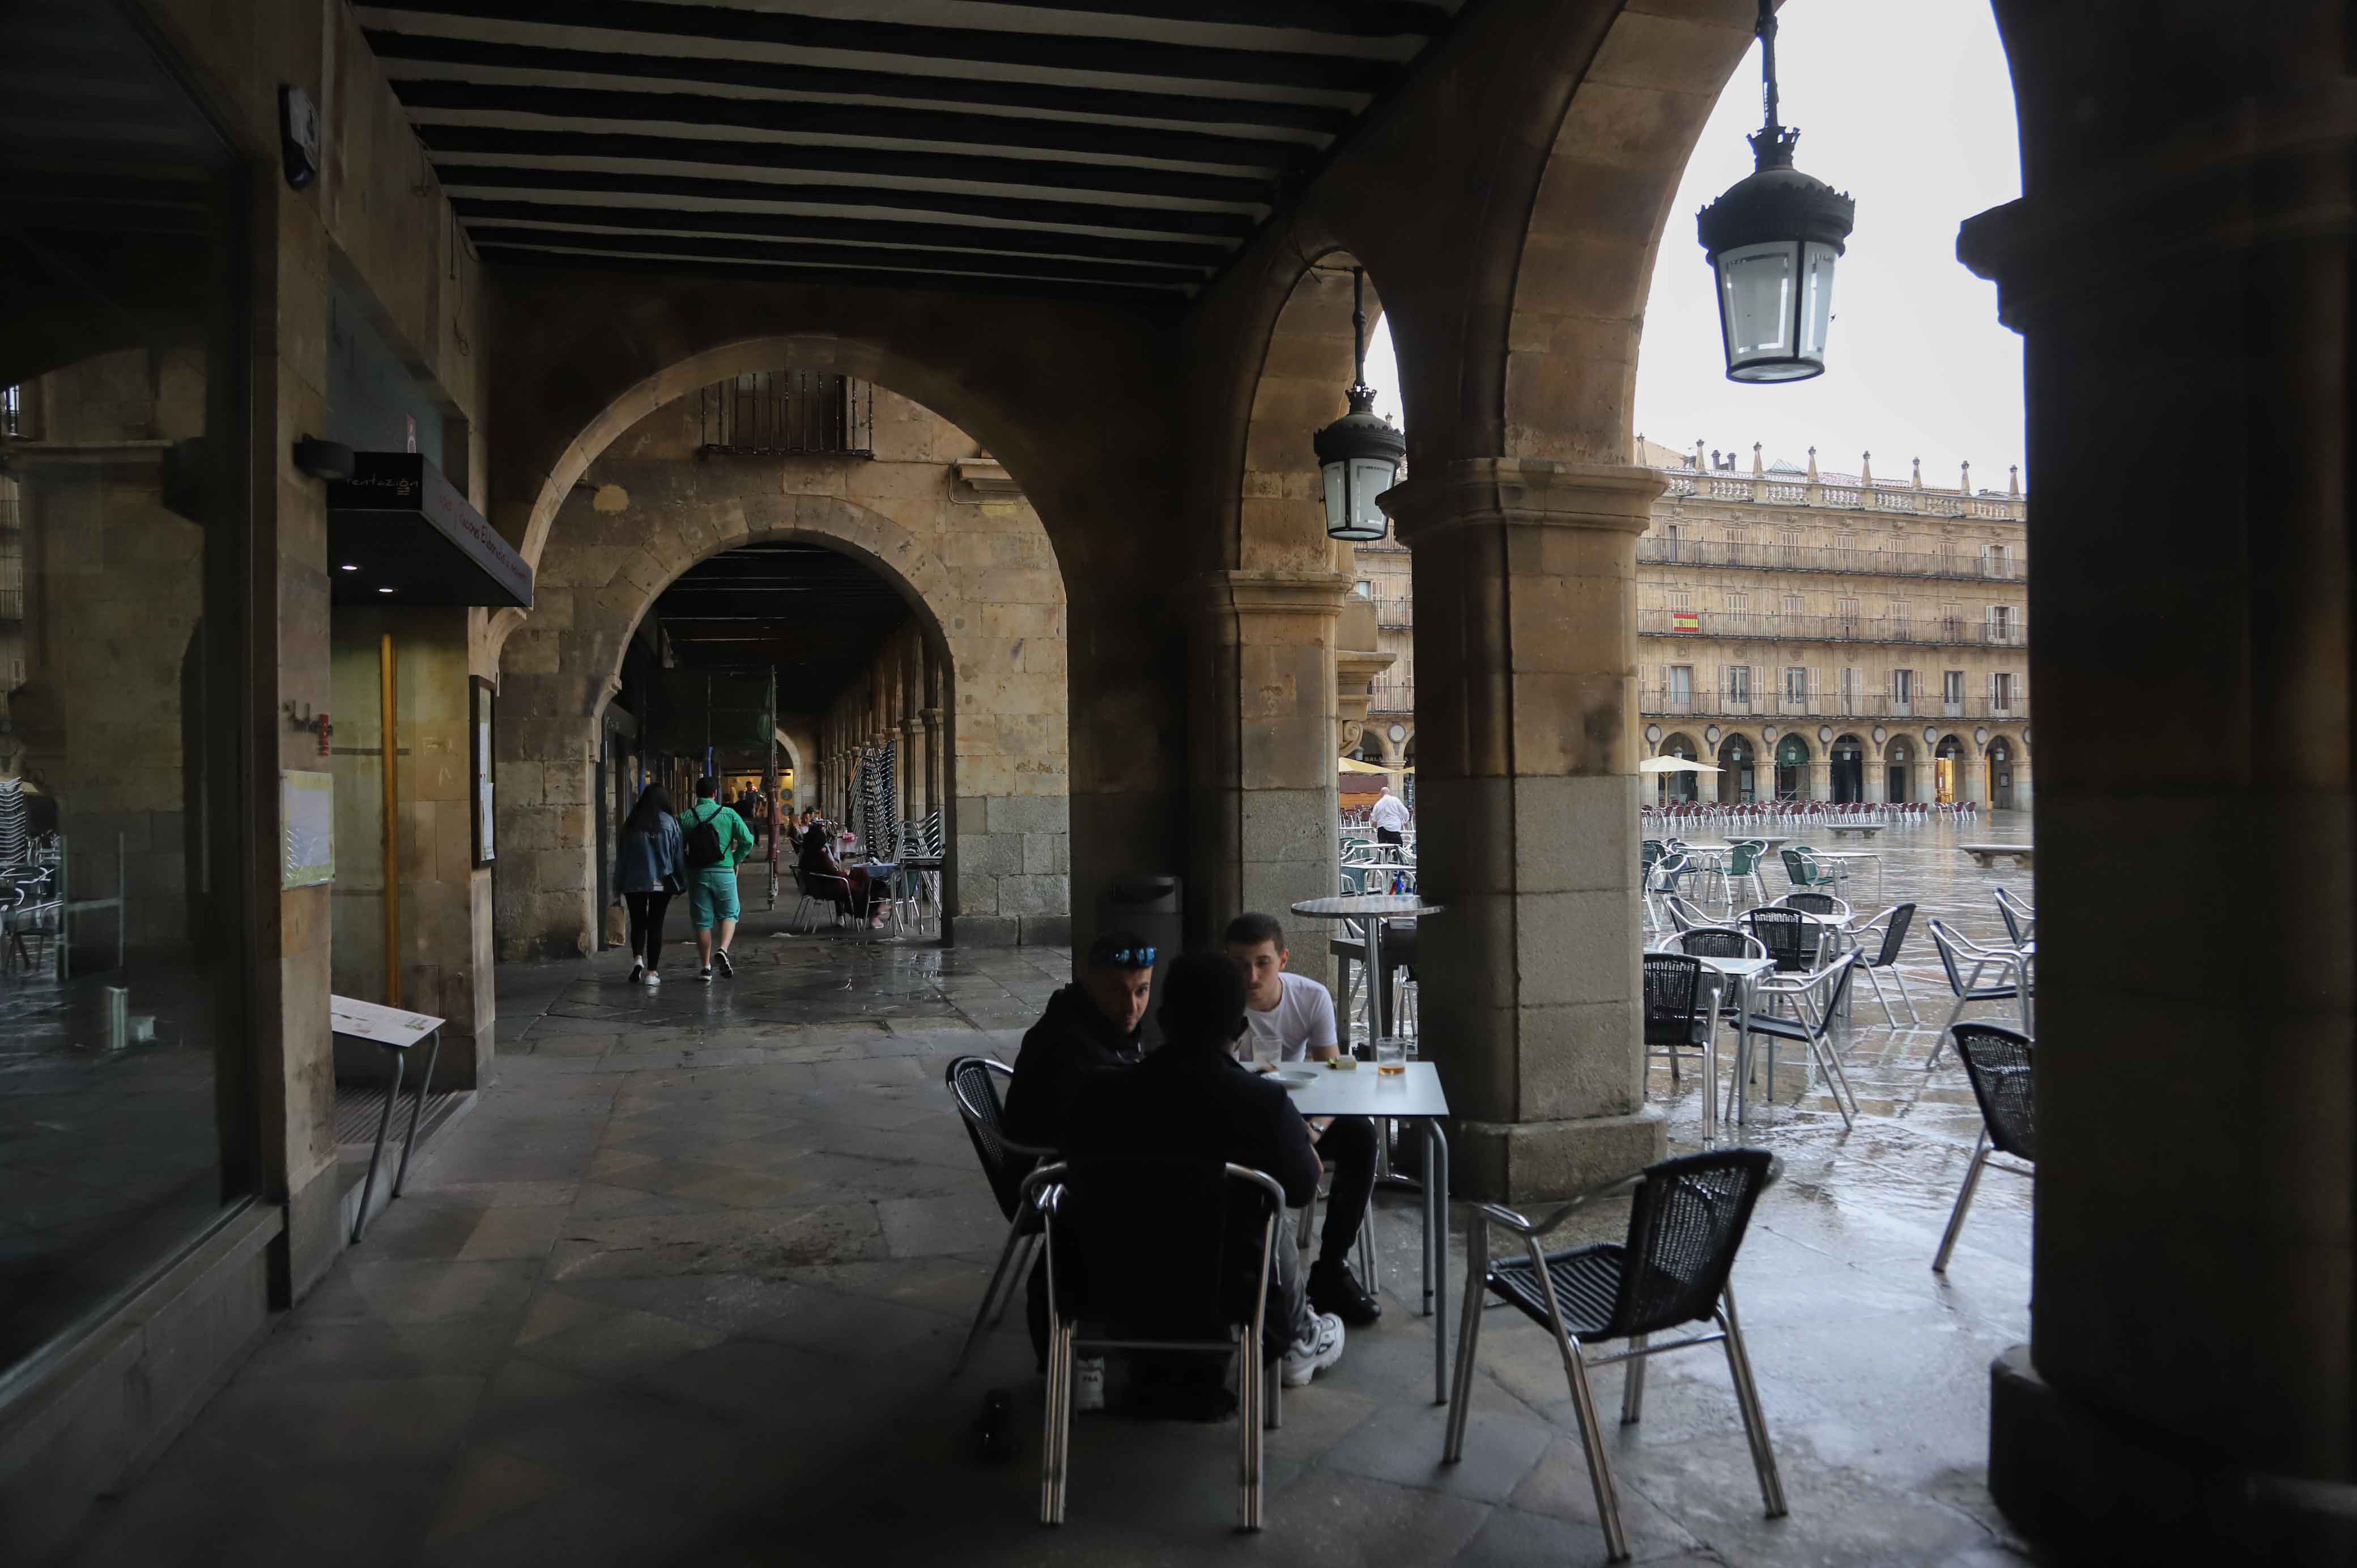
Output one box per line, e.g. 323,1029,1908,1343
1381,458,1664,547
1189,569,1352,621
951,457,1023,501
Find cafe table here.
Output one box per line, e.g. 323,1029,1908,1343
1282,1059,1454,1404
1290,893,1445,1046
1649,948,1777,1137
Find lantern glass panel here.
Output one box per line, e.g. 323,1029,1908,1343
1322,461,1349,535
1799,241,1839,360
1718,241,1797,367
1350,457,1395,535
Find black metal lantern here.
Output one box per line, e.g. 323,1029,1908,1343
1312,267,1405,542
1696,0,1855,383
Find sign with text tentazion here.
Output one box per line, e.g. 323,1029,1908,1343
327,451,533,609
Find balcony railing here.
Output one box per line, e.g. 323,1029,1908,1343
1658,470,2027,522
1639,536,2024,581
1639,687,2028,723
1639,609,2027,647
1368,674,1414,713
1372,591,1413,630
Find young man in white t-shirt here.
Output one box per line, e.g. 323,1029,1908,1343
1223,911,1381,1327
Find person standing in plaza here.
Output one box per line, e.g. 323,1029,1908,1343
1369,785,1411,849
680,776,754,982
614,784,684,987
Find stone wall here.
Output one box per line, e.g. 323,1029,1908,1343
494,385,1069,958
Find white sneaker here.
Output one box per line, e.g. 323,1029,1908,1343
644,971,661,988
1282,1311,1346,1387
1072,1356,1107,1413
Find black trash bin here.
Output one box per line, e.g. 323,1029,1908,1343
1097,875,1181,1047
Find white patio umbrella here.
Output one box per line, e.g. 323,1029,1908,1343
1639,756,1724,774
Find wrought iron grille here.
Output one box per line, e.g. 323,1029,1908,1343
697,372,874,457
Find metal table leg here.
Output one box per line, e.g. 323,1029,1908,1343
1425,1117,1450,1404
391,1028,441,1198
352,1046,405,1243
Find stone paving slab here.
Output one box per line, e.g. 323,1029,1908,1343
57,901,2040,1567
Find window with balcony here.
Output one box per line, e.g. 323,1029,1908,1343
1662,524,1680,561
1943,670,1965,714
1784,667,1809,703
697,370,876,456
1989,604,2018,642
1984,542,2015,578
1725,664,1752,703
1892,668,1916,711
1840,666,1861,711
1667,664,1694,706
1992,671,2016,711
1666,589,1691,610
1724,591,1748,611
1781,594,1803,615
1837,596,1860,620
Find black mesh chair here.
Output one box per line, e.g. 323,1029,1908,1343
1738,952,1864,1130
1933,1024,2035,1272
1850,903,1920,1026
944,1056,1054,1376
1037,1158,1288,1529
1444,1150,1788,1562
1663,895,1715,935
1743,907,1823,977
1643,953,1708,1086
1924,918,2032,1066
1778,890,1852,926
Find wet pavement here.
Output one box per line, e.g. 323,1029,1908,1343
57,839,2043,1567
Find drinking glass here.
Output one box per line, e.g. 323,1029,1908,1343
1374,1037,1407,1076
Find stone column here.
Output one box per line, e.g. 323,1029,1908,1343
898,717,920,827
1385,459,1665,1200
921,706,943,828
1187,571,1347,987
1962,740,1988,810
1806,746,1832,804
1864,739,1888,804
1959,11,2357,1554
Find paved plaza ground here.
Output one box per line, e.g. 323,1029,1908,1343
58,821,2043,1566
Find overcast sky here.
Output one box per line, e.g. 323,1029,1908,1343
1368,0,2023,488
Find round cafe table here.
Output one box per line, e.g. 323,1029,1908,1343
1288,893,1445,1049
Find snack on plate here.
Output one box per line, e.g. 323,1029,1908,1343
1326,1056,1358,1071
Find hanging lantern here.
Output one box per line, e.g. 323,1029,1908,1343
1696,0,1855,383
1312,267,1405,542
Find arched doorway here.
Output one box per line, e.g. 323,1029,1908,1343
1886,736,1915,804
1831,735,1866,803
1773,734,1811,802
1660,733,1700,803
1718,734,1756,803
1935,735,1966,804
1988,736,2015,809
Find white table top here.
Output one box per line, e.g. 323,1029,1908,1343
1673,837,1792,851
1275,1059,1450,1118
1808,850,1878,861
330,994,444,1049
1291,894,1445,919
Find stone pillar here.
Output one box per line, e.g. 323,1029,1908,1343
1385,459,1665,1200
1960,9,2357,1555
898,717,920,826
1806,747,1832,804
1962,741,1989,810
1864,748,1887,804
921,707,943,828
1188,571,1347,987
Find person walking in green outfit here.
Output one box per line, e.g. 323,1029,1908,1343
680,775,755,982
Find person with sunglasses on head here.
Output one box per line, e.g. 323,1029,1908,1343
1002,930,1157,1414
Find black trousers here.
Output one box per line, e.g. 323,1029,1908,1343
624,890,671,968
1376,826,1404,846
1311,1114,1378,1267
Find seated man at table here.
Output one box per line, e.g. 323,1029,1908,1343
1223,912,1382,1328
1006,931,1155,1411
1065,950,1346,1406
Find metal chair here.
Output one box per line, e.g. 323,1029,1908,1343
1737,952,1864,1130
1924,919,2032,1066
1779,845,1851,894
1663,894,1716,935
1933,1024,2035,1272
1777,891,1852,926
1038,1158,1288,1529
1444,1149,1789,1563
944,1056,1056,1377
1742,907,1823,977
1723,840,1769,909
1850,903,1921,1026
1994,887,2036,949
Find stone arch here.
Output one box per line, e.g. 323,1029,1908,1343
494,406,1071,960
1716,728,1761,804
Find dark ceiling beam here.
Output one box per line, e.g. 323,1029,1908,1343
986,0,1453,36
358,2,1398,92
362,27,1356,137
417,125,1274,207
438,165,1257,242
453,198,1226,267
474,242,1196,301
466,223,1206,286
390,79,1302,172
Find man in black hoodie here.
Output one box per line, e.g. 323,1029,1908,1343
1002,929,1155,1151
1004,930,1155,1408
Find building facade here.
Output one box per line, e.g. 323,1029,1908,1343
1346,438,2032,811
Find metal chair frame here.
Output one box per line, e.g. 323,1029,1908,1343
1738,952,1864,1130
944,1057,1057,1377
1037,1161,1288,1529
1924,918,2033,1066
1933,1024,2036,1272
1849,903,1921,1027
1994,887,2037,949
1443,1152,1789,1563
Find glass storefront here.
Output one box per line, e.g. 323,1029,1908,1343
0,0,252,1384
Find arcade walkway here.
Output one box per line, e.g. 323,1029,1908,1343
60,906,2034,1567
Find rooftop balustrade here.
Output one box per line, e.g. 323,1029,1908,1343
1639,609,2028,647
